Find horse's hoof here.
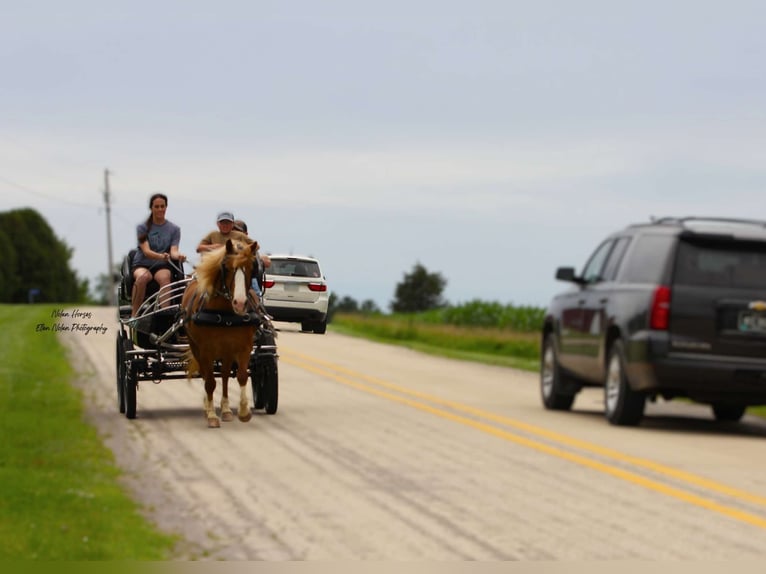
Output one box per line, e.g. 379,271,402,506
207,417,221,428
221,411,234,422
238,410,252,423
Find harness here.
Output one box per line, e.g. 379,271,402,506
210,259,234,301
189,308,261,327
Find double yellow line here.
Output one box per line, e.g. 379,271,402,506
281,349,766,530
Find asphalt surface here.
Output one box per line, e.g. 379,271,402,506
59,306,766,561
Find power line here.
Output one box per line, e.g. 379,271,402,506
0,175,98,208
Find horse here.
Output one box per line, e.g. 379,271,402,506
181,238,260,428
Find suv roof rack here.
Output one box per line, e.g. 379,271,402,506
649,216,766,228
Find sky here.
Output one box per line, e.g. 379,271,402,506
2,1,766,311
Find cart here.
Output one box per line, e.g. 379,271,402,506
115,251,279,419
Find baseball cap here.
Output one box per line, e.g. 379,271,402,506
217,211,234,222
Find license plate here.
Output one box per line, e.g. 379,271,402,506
284,283,299,292
738,311,766,333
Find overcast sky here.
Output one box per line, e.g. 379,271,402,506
2,1,765,310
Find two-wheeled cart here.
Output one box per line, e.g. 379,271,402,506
114,253,278,419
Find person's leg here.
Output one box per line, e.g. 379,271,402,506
154,268,172,308
131,267,152,316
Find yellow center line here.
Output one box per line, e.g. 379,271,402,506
281,350,766,528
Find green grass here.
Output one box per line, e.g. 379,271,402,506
0,304,177,560
330,312,541,372
330,312,766,420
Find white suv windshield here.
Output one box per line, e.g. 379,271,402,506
268,260,321,278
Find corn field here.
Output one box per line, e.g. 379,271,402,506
403,299,546,333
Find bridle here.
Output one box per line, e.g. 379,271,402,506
212,251,255,301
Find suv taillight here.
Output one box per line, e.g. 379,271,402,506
308,282,327,292
650,285,671,330
262,279,275,289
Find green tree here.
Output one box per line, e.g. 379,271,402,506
0,226,19,301
328,293,359,320
336,295,360,313
391,262,447,313
0,208,89,303
360,299,381,314
327,294,381,318
91,263,122,305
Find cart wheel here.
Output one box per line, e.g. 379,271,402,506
251,358,265,410
252,357,278,414
116,332,126,413
124,360,138,420
262,358,278,415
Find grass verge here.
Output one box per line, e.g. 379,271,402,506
330,313,541,372
0,304,177,560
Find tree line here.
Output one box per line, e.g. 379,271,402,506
329,261,545,332
0,208,537,325
0,208,89,303
329,262,447,318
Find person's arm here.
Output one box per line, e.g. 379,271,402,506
169,225,185,261
196,242,221,253
169,245,186,262
196,231,219,253
139,240,171,262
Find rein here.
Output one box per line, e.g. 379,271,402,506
214,259,234,300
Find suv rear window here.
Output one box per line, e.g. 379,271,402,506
674,240,766,288
268,260,321,278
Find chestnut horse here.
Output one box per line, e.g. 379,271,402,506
182,239,259,428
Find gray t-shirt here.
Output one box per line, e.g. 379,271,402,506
132,220,181,269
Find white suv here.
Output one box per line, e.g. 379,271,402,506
262,255,329,334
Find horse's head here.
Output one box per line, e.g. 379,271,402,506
223,239,258,314
195,239,259,314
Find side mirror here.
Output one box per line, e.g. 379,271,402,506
555,267,581,283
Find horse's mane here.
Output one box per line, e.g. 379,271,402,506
194,240,255,297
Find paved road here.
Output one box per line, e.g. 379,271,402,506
60,306,766,560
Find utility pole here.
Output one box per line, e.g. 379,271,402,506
103,169,117,306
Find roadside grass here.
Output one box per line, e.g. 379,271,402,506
330,312,541,372
0,304,177,560
329,312,766,420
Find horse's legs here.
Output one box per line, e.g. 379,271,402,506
220,365,234,422
236,352,252,423
201,369,220,428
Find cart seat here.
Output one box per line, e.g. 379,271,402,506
118,249,186,318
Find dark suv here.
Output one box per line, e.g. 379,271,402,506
541,216,766,426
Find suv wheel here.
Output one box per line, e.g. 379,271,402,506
711,403,746,422
604,340,645,426
313,319,327,334
540,335,576,411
